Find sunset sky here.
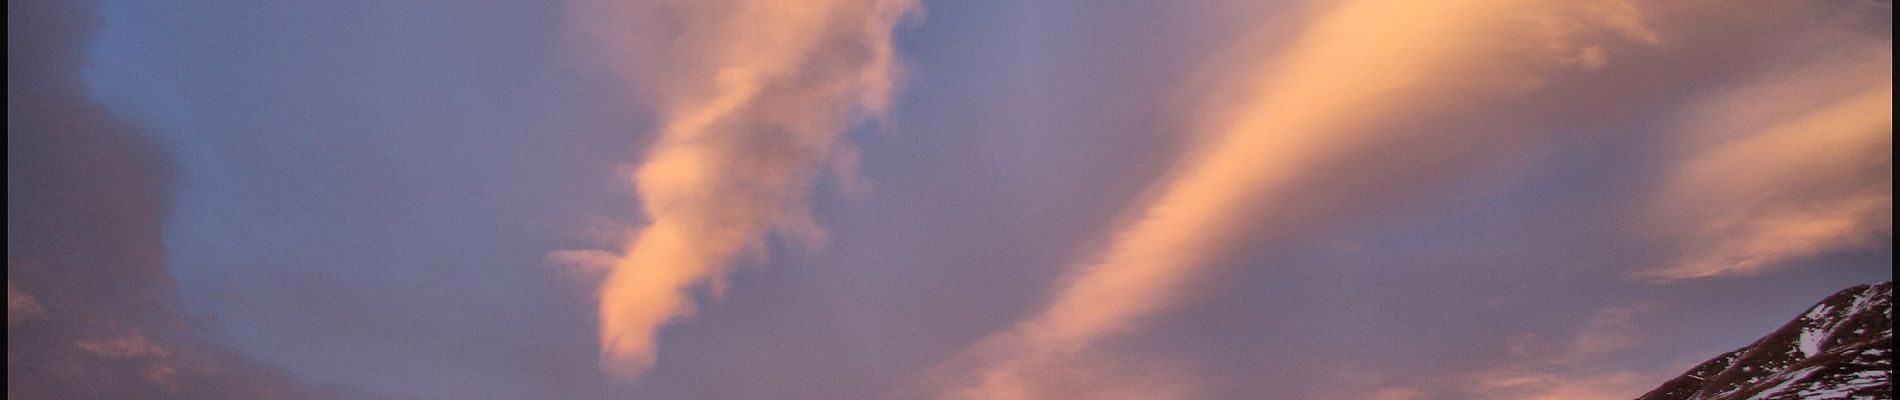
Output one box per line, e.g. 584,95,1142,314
9,0,1893,399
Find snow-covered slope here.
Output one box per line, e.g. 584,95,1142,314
1637,281,1892,400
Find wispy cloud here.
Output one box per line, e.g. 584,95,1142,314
1640,41,1892,280
933,1,1663,398
560,0,917,380
1315,305,1662,400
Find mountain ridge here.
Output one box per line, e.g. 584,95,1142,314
1636,281,1893,400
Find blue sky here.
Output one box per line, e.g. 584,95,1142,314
9,0,1891,399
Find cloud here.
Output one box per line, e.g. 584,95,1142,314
931,1,1665,398
1458,368,1653,400
1326,370,1653,400
8,283,45,324
1315,305,1663,400
7,1,360,399
1639,40,1892,280
560,0,918,380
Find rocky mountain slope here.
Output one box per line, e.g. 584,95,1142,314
1636,281,1892,400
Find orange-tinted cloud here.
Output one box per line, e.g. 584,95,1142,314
1314,305,1662,400
562,0,917,380
933,1,1664,398
1641,44,1892,280
1325,369,1653,400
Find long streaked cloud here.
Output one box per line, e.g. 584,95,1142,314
1640,42,1892,280
933,1,1664,398
560,0,917,380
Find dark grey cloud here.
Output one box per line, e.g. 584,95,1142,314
6,1,371,399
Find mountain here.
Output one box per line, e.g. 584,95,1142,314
1636,281,1893,400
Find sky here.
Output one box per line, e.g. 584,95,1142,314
7,0,1892,399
